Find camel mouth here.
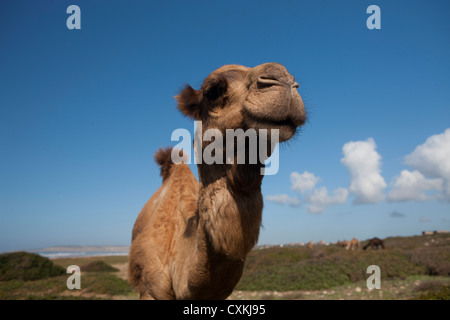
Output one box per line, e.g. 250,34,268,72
256,117,296,130
243,104,305,128
242,109,298,141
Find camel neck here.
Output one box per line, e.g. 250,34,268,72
183,162,264,298
196,163,263,260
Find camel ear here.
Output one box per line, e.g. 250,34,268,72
176,85,201,119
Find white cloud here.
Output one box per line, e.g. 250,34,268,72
267,130,450,213
289,171,348,213
265,194,301,208
404,128,450,199
306,187,349,214
341,138,387,204
388,170,443,202
290,171,320,194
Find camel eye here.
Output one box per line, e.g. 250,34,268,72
203,86,224,100
202,76,228,101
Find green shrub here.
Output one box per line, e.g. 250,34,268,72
83,274,133,296
80,260,119,273
413,279,446,293
417,285,450,300
0,276,68,300
0,252,65,281
237,234,450,292
407,247,450,276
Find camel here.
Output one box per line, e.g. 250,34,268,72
363,237,385,250
336,240,348,248
128,63,306,299
345,238,361,251
306,241,315,249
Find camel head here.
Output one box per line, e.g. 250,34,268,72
177,62,305,141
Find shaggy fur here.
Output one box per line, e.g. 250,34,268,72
128,63,306,299
346,238,361,251
363,237,385,250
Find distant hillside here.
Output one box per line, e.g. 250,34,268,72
0,252,65,281
236,233,450,291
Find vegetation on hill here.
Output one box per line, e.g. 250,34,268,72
236,233,450,291
0,234,448,299
416,285,450,300
80,260,119,273
0,252,65,281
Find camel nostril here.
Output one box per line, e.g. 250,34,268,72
293,82,299,89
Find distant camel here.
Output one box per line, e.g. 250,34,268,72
346,238,360,251
306,241,315,249
128,63,306,300
363,237,385,250
336,240,348,248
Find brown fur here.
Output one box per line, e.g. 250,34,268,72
154,147,176,181
345,238,361,251
128,63,306,299
363,237,385,250
336,240,348,248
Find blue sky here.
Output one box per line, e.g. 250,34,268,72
1,0,449,252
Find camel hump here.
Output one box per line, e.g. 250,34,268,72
154,147,186,181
